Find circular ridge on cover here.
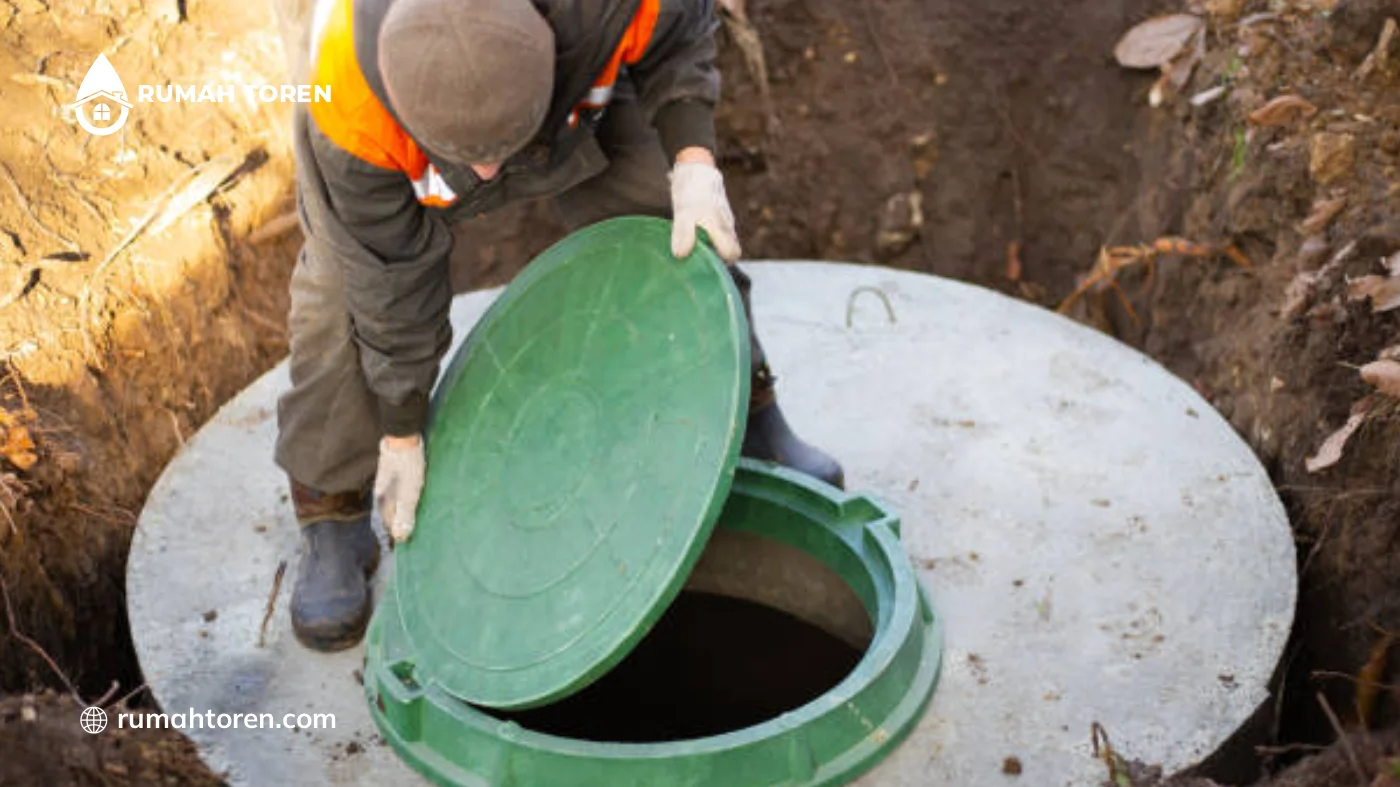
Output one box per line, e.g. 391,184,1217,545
394,217,750,710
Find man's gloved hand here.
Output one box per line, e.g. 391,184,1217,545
375,435,425,544
669,157,742,263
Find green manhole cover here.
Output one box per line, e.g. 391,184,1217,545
393,217,750,710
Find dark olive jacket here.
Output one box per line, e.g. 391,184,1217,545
296,0,720,434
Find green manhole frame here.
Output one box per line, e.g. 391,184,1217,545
366,461,943,787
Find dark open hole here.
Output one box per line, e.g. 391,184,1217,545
481,590,867,743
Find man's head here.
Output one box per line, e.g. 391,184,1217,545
379,0,555,170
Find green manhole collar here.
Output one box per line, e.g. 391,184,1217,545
366,461,943,787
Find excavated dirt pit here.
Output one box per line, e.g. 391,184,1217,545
4,0,1400,784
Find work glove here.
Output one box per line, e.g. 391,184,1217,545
669,161,742,263
374,436,425,544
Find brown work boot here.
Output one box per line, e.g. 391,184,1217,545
288,479,380,652
741,363,846,489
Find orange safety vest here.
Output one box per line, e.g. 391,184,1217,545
307,0,659,208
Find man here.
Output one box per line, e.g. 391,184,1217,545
277,0,844,651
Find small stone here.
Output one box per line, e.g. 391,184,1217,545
202,609,218,622
875,191,925,259
1002,756,1023,775
1309,132,1358,184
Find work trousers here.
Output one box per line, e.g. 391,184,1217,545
274,98,761,496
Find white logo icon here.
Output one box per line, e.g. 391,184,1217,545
80,705,108,734
72,54,132,136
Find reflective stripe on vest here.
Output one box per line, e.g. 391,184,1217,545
578,0,660,109
411,164,457,207
582,84,614,108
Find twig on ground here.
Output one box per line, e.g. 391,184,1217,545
1091,721,1130,784
1313,668,1399,691
1236,12,1280,27
109,682,149,709
92,680,120,707
257,560,288,648
1255,742,1328,756
0,571,83,703
1353,17,1397,82
166,410,185,447
0,498,15,536
720,13,780,136
1316,691,1368,785
4,360,31,414
68,501,136,526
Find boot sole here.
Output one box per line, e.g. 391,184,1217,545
292,613,371,653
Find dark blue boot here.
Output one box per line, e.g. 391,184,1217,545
729,265,846,489
742,364,845,489
289,482,380,652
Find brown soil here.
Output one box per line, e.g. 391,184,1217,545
1137,0,1400,770
3,0,1400,784
0,691,221,786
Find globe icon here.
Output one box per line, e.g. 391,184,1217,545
80,706,107,734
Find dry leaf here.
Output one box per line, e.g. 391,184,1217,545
1306,398,1373,472
1298,194,1347,235
1114,14,1205,69
1247,94,1319,127
1,424,36,471
1348,275,1400,311
1362,359,1400,397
